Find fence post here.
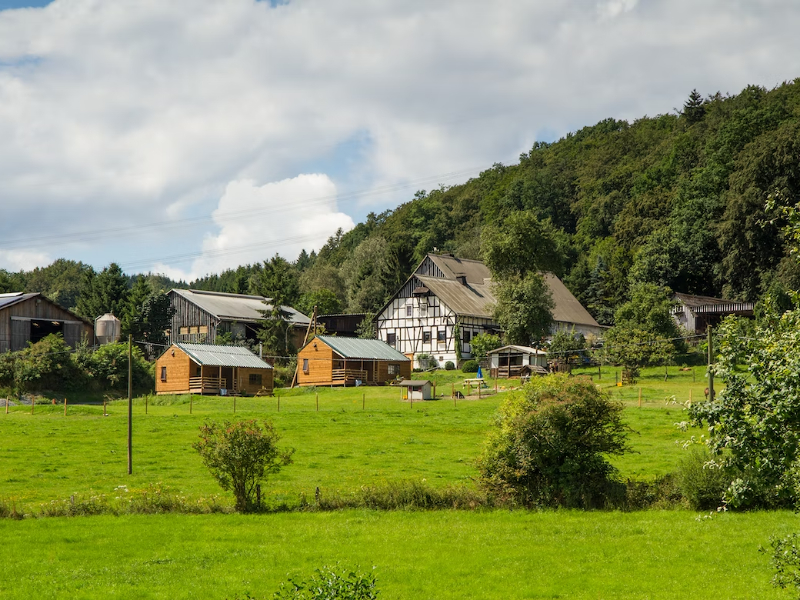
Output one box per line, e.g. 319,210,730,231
145,394,148,415
362,393,365,410
64,397,67,417
233,396,236,414
638,387,642,408
316,392,319,412
31,397,34,415
190,396,193,415
103,398,106,416
278,395,280,412
689,389,693,404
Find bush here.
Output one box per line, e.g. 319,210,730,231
193,419,294,512
273,565,379,600
461,360,479,373
444,361,455,371
677,447,733,510
309,480,487,511
86,342,152,392
478,374,630,508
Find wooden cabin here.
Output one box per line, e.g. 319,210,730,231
0,292,93,353
155,343,273,396
296,335,411,387
488,345,549,378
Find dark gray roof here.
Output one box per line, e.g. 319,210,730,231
313,335,410,361
398,380,432,386
174,343,273,369
171,289,310,326
0,292,39,311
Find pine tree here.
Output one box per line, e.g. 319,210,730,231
683,89,705,124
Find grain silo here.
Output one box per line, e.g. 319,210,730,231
95,313,121,345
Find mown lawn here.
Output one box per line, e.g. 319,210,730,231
1,509,796,599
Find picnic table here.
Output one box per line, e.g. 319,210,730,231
462,378,489,392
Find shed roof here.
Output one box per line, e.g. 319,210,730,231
398,380,432,387
174,343,273,369
487,345,547,355
170,289,310,325
0,292,38,311
312,335,410,361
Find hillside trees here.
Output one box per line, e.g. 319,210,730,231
76,263,130,320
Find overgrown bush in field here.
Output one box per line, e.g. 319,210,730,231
310,479,488,511
273,565,379,600
677,447,736,510
478,374,630,508
86,342,152,392
461,360,479,373
193,420,294,512
12,334,86,392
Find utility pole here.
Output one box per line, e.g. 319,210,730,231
707,325,714,402
128,334,133,475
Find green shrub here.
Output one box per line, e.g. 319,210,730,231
87,342,152,392
193,420,294,512
677,447,734,510
444,361,455,371
273,564,379,600
478,374,630,508
310,480,488,511
462,360,479,373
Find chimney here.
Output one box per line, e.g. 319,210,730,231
456,275,467,286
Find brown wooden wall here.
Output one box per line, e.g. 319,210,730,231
0,295,93,353
376,359,412,383
155,346,194,395
236,367,274,395
296,339,336,386
168,292,218,345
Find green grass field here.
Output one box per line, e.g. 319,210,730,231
4,366,785,600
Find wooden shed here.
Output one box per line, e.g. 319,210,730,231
0,292,93,353
398,380,433,400
296,335,411,387
488,345,549,378
155,343,273,396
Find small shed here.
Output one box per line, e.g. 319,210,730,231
155,343,273,396
296,335,411,386
488,345,548,378
399,380,433,400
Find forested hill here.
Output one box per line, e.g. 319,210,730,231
3,81,800,326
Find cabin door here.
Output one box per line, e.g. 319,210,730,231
365,361,375,383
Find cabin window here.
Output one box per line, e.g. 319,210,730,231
437,329,446,343
189,326,198,334
387,332,396,346
199,326,208,334
406,304,413,317
423,331,431,343
249,373,262,386
179,327,188,335
196,367,202,377
302,358,309,374
160,366,167,382
388,364,399,376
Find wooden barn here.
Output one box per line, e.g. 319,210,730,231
155,343,273,396
0,292,93,353
296,335,411,387
167,289,310,349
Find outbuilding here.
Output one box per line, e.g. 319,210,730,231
398,380,433,400
296,335,411,386
0,292,93,353
155,343,273,396
488,345,549,378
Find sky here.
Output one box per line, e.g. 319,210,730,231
1,0,800,282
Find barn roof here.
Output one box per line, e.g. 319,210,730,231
412,255,600,328
174,343,273,369
312,335,410,361
0,292,38,310
170,289,310,326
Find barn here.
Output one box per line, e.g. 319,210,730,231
0,292,93,353
155,343,273,396
296,335,411,387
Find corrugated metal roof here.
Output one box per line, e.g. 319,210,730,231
314,335,410,361
175,343,273,369
171,289,310,325
0,292,38,311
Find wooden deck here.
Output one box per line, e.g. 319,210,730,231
331,369,368,386
189,376,237,395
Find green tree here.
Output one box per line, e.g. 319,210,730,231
193,419,293,512
682,89,705,124
296,289,342,317
76,263,129,320
121,275,152,341
469,332,502,361
547,329,587,361
492,274,554,346
481,211,564,278
478,375,630,508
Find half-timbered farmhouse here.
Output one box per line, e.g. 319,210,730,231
671,293,755,334
374,253,602,366
296,335,411,387
155,343,273,396
0,292,93,353
168,289,310,349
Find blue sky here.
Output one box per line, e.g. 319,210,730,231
0,0,799,280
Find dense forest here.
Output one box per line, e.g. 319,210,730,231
2,80,800,327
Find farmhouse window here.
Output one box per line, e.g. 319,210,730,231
463,330,471,343
406,304,413,317
199,326,208,334
387,333,396,346
249,373,262,386
423,331,431,343
189,326,198,334
437,329,446,343
160,366,167,382
179,327,188,335
419,303,427,316
302,359,309,374
388,364,399,376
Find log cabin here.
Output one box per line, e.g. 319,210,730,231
374,253,602,367
0,292,93,353
155,342,273,396
167,289,310,350
296,335,411,386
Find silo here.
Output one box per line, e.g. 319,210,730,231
95,313,121,345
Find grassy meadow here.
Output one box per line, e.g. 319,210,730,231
4,365,792,599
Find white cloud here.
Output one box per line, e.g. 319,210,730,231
152,174,354,281
0,249,51,271
0,0,799,274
